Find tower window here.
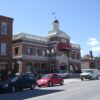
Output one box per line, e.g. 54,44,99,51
1,22,7,35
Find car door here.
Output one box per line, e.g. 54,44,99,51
23,76,31,88
52,74,59,84
16,76,26,89
18,76,29,89
25,76,32,88
56,75,62,84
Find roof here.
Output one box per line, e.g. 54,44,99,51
0,15,13,20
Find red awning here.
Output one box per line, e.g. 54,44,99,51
58,43,71,50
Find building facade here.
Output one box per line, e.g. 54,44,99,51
81,51,100,70
12,19,81,75
0,15,13,81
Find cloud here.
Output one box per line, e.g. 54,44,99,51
70,40,76,44
87,37,100,52
91,46,100,52
87,38,99,46
81,50,85,57
81,50,84,54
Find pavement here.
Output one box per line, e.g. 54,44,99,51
64,78,81,84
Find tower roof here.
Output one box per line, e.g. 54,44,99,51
48,19,70,39
53,19,59,23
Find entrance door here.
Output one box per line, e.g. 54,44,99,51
0,64,6,81
60,62,67,71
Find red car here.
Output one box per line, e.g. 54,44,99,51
37,73,64,87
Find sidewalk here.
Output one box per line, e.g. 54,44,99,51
64,78,81,84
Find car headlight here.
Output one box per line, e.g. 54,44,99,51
3,84,9,87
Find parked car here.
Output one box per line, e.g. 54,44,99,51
55,70,69,78
37,73,64,87
80,69,99,80
0,74,36,93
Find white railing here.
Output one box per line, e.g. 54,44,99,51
23,55,49,61
71,43,80,49
13,33,48,43
68,57,81,62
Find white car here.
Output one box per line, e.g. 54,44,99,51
80,69,99,80
56,70,69,78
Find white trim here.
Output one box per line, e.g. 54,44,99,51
13,55,81,63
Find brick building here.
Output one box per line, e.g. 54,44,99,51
12,19,81,75
0,15,13,81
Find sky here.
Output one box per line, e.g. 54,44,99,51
0,0,100,57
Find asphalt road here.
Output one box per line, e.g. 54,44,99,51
0,79,100,100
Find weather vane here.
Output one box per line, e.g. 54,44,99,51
52,12,57,20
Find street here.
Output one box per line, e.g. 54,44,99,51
0,79,100,100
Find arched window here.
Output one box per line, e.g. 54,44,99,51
60,62,67,70
37,48,42,56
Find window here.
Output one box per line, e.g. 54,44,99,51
0,42,7,55
27,47,32,55
50,48,55,56
32,48,35,55
46,49,50,54
51,48,55,54
61,39,67,43
77,54,80,59
37,49,41,56
1,22,7,35
72,54,75,59
15,47,19,55
42,50,45,56
34,48,38,56
66,51,69,57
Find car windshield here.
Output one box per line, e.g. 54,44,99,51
41,74,51,78
61,70,67,73
82,70,93,73
56,70,67,73
10,76,19,82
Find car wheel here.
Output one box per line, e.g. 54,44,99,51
31,83,35,90
11,86,16,93
96,76,99,80
48,82,53,87
66,75,69,78
81,77,83,81
89,76,92,80
38,85,41,87
60,80,64,85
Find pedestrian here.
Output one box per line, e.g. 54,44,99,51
33,71,38,79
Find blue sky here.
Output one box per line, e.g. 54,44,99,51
0,0,100,57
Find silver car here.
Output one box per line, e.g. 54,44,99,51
56,70,69,78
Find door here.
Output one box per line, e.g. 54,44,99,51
52,74,59,84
